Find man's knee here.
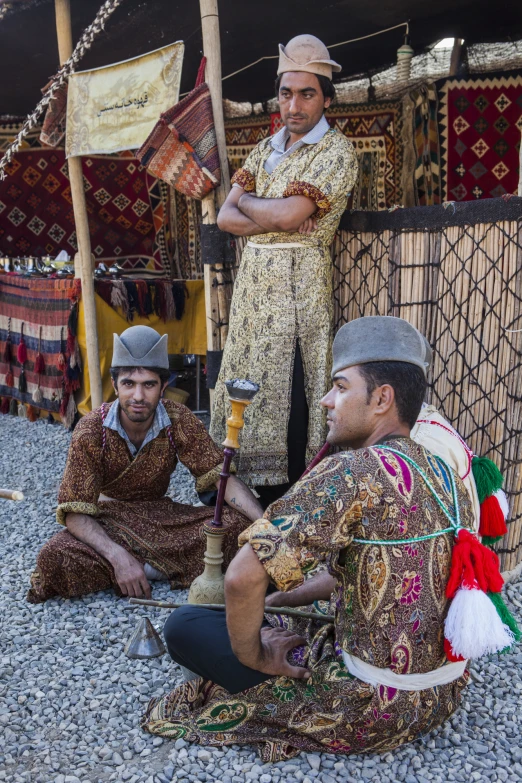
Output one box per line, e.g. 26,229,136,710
163,606,199,662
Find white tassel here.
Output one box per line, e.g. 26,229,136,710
32,386,43,404
494,489,509,519
445,587,515,659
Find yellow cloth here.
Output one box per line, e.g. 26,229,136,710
77,281,206,415
66,42,184,157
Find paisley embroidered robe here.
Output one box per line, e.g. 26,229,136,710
27,400,249,603
142,438,473,760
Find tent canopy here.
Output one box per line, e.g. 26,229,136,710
1,0,521,114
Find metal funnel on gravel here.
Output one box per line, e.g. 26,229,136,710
124,617,166,659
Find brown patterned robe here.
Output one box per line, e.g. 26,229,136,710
142,438,472,761
27,400,250,603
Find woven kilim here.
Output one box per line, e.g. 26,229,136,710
268,101,404,209
0,121,172,275
225,114,271,174
411,84,442,205
0,275,79,415
439,74,522,202
170,189,202,280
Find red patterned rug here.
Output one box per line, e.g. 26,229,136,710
439,75,522,202
225,114,271,175
269,101,404,209
0,121,171,275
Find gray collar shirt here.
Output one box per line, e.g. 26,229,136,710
103,398,171,458
263,114,331,175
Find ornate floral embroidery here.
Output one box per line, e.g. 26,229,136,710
282,180,331,219
230,167,256,192
143,438,473,760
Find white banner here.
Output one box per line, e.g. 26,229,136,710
66,41,184,157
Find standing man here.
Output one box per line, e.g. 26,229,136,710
27,325,263,603
212,34,358,505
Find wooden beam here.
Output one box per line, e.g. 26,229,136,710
449,38,464,77
54,0,103,410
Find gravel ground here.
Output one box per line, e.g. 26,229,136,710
1,415,522,783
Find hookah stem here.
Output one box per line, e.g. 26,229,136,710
300,441,330,479
128,597,334,622
211,446,236,527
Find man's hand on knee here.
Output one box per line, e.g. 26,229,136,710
111,549,151,599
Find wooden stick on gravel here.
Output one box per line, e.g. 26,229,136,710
127,597,334,623
0,489,24,501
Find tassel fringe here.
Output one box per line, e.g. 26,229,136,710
18,402,27,418
18,369,27,393
479,495,508,539
445,586,515,659
472,455,504,504
27,405,38,422
1,397,10,414
32,386,43,404
487,591,521,648
6,368,13,387
9,398,18,416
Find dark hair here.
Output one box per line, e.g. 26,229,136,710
275,73,336,101
110,366,171,385
357,361,427,429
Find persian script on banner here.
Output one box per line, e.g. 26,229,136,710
65,42,184,157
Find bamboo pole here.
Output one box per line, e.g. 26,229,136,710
54,0,102,410
199,0,232,410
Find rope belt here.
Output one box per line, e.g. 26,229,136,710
342,652,467,691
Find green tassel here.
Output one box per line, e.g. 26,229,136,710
472,455,504,504
481,535,503,548
487,591,521,652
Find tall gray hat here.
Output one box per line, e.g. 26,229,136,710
332,316,431,378
112,325,169,369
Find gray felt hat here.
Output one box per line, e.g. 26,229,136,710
112,326,169,369
332,316,431,378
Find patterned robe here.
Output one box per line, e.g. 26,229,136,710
27,400,249,603
210,128,358,486
142,438,472,761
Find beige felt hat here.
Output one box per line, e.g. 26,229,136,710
277,34,342,80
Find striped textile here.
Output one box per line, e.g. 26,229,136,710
0,275,79,417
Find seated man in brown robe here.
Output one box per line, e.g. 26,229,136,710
27,325,263,604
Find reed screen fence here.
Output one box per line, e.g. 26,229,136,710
333,206,522,572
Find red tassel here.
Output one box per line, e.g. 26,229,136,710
1,396,9,414
444,638,466,663
27,405,38,422
57,352,66,371
5,368,13,387
479,495,508,539
445,529,504,598
17,337,28,364
34,352,45,374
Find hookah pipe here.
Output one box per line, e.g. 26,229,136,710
187,378,260,604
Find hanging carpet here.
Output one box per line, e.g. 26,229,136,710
439,74,522,202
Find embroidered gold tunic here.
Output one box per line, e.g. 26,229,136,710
210,128,358,486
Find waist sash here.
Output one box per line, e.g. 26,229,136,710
342,651,467,691
247,240,308,249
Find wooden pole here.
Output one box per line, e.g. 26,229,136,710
54,0,103,410
449,38,464,77
199,0,232,410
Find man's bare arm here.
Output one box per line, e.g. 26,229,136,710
217,186,268,236
264,570,336,608
219,475,264,522
225,544,310,678
65,512,151,598
238,192,317,233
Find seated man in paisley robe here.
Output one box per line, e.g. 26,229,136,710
142,316,473,762
27,325,263,604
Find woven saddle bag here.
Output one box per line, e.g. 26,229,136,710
137,58,221,200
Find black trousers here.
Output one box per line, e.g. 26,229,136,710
164,606,270,694
256,341,309,509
